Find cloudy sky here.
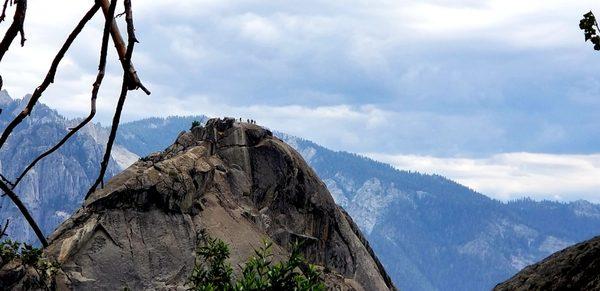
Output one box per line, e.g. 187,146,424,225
1,0,600,202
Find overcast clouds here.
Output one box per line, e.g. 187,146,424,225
0,0,600,201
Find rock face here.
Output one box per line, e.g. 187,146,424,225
495,235,600,290
4,118,396,290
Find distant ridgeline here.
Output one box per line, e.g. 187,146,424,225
1,93,600,290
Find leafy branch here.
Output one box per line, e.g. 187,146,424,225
580,11,600,50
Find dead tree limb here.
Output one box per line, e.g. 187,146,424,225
86,0,137,199
0,0,149,248
0,0,11,23
98,0,150,95
0,4,99,247
12,0,117,189
0,0,26,62
0,4,100,150
0,181,47,246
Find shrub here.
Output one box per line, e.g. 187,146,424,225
0,239,20,267
188,235,325,291
0,240,60,290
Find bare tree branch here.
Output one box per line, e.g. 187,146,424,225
0,181,47,246
0,0,149,248
98,0,150,95
0,173,14,189
0,4,100,150
0,3,100,247
0,0,26,62
86,0,138,199
12,0,118,189
0,0,11,23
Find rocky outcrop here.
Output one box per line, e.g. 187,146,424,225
495,235,600,290
3,118,396,290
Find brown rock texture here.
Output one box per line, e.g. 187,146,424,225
2,117,396,290
495,235,600,291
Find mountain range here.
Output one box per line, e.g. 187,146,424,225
1,91,600,290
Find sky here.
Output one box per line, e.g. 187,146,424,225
1,0,600,202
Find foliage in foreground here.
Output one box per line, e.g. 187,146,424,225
0,240,60,290
188,236,326,291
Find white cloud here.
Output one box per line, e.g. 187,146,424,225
366,152,600,202
234,13,281,44
0,0,600,203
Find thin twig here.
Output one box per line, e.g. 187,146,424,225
12,0,117,189
0,4,100,150
0,180,47,246
86,0,137,199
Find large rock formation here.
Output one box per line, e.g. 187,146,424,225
495,235,600,290
2,118,396,290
